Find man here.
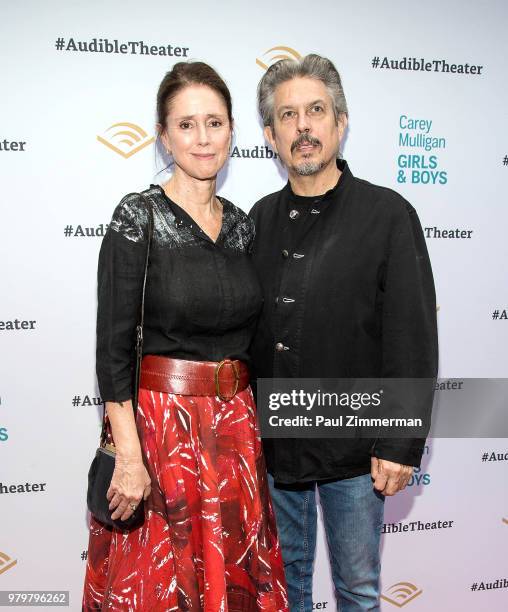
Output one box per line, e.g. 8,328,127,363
249,54,438,611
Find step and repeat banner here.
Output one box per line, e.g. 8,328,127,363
1,0,507,610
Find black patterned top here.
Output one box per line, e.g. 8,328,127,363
96,185,263,403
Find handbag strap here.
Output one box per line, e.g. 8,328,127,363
133,194,154,413
100,192,154,446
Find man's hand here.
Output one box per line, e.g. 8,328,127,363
371,457,413,496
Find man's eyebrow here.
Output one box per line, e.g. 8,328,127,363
277,99,328,112
307,99,327,107
276,105,295,113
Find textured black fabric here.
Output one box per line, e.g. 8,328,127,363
96,185,263,403
249,160,439,484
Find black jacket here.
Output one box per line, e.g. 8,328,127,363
249,160,438,484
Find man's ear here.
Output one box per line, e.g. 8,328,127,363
263,125,278,154
337,113,348,141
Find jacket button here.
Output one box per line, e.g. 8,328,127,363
275,342,285,352
282,249,289,258
289,209,300,220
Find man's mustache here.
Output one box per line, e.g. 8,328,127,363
291,133,322,153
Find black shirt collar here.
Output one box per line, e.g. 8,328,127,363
284,159,352,207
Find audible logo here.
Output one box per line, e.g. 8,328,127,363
0,552,17,575
97,122,154,158
256,46,301,70
230,145,278,159
381,582,423,607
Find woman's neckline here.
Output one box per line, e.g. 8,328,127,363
153,184,228,244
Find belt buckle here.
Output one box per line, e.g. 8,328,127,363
214,359,240,401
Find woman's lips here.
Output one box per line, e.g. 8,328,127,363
192,153,215,160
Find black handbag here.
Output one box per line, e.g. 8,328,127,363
87,193,154,530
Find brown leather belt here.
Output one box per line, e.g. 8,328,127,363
140,355,250,401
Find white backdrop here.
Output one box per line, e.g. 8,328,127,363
1,0,507,610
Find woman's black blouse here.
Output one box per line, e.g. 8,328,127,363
96,185,263,403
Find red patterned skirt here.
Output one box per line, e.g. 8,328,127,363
82,386,288,611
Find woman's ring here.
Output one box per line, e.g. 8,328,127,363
130,503,137,511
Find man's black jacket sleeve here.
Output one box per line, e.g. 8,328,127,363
373,202,438,467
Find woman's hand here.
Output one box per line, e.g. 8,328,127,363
107,451,151,521
103,399,151,521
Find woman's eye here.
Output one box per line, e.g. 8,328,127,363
209,120,223,128
179,121,192,129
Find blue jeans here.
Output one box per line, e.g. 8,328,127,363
268,473,385,612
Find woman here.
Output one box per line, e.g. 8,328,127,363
82,62,288,611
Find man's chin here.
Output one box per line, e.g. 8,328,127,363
291,160,326,176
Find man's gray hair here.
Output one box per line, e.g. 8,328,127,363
258,54,348,128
